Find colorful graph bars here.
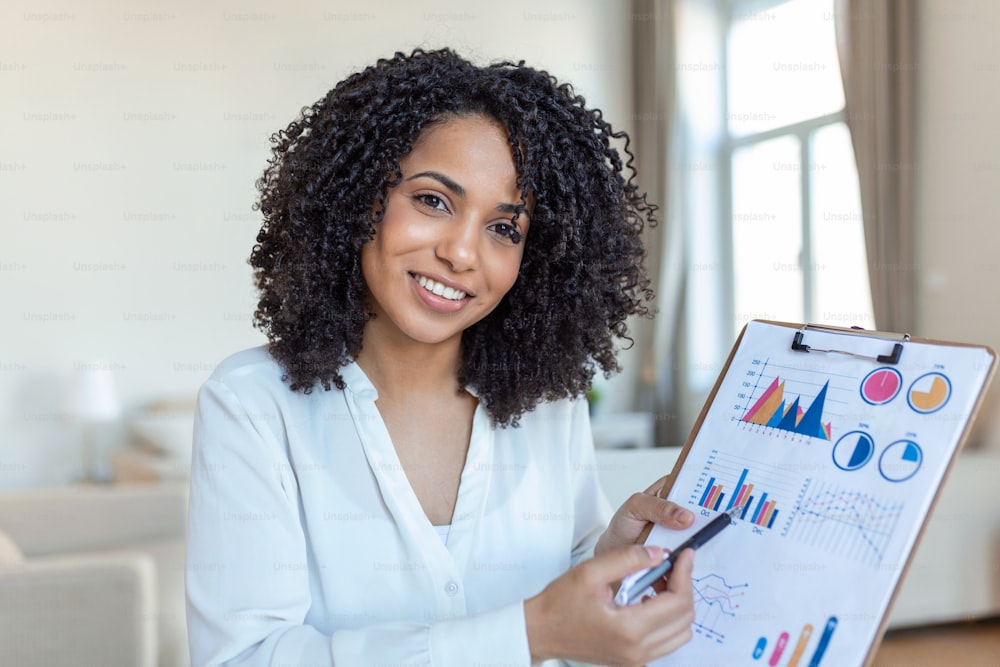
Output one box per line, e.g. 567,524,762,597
752,618,836,667
742,376,832,440
698,467,780,529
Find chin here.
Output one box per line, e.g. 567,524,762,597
395,319,467,347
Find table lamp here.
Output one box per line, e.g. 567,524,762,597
64,361,122,483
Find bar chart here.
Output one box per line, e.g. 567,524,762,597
690,450,803,530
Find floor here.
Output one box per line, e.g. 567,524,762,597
871,617,1000,666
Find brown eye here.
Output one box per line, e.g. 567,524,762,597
414,194,448,212
489,222,523,245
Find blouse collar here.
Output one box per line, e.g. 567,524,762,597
339,359,480,400
339,360,378,401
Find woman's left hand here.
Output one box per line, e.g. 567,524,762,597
594,475,695,558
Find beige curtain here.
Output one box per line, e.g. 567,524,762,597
835,0,919,333
630,0,686,445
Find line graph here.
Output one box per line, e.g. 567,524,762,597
691,571,749,645
781,480,905,565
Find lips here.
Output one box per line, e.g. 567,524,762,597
412,273,469,301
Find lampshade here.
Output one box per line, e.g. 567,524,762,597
64,361,122,422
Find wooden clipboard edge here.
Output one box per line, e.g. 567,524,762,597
773,319,1000,666
860,340,997,666
631,319,998,667
634,319,755,544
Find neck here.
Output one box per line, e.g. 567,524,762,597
355,333,464,400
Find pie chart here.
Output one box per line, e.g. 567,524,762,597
879,439,922,482
860,367,903,405
907,372,951,414
833,431,875,471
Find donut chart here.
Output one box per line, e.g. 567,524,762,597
832,431,875,471
879,440,923,482
860,367,903,406
907,373,951,414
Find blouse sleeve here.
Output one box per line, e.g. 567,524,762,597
186,378,532,666
568,398,614,567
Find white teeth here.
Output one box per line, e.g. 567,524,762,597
415,274,467,301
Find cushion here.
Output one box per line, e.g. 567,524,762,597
0,528,24,566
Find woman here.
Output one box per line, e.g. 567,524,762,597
187,48,696,666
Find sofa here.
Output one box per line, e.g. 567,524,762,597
0,482,189,667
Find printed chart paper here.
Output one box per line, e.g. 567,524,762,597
637,321,994,667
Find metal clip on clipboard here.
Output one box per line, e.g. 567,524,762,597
790,324,910,365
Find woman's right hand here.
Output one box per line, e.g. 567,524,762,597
524,545,695,666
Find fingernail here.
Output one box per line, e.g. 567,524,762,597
675,508,693,523
645,546,664,562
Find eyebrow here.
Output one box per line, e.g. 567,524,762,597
406,170,525,217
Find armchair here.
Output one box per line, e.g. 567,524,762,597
0,483,189,667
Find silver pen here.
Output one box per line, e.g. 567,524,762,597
617,503,743,605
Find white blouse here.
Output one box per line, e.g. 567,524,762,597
186,346,613,666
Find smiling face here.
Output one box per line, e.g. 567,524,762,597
359,114,530,355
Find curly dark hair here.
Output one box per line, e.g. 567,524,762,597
250,47,657,426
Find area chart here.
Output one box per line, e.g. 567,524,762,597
739,363,835,440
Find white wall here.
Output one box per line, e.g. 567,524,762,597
916,0,1000,449
0,0,635,488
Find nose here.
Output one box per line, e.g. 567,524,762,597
435,216,479,272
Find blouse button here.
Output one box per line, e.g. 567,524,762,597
444,581,460,596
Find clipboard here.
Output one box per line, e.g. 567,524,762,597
633,320,996,667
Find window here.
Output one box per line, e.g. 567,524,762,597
668,0,875,425
726,0,874,332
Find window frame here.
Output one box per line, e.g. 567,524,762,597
720,0,854,337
